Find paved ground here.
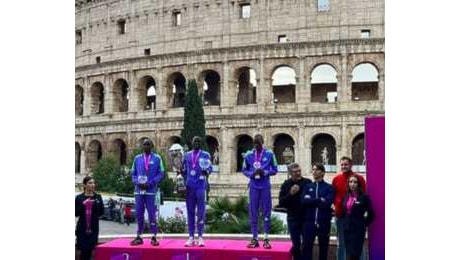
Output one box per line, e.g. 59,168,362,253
100,219,136,236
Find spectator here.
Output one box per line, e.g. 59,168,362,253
124,204,132,226
301,163,334,260
75,176,104,260
332,156,366,260
342,175,375,260
108,198,115,220
278,162,312,260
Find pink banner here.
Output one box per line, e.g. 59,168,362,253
365,116,385,260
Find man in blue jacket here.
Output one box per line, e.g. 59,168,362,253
242,134,278,249
130,139,165,246
181,136,213,247
301,163,335,260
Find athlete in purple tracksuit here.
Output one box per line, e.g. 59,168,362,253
181,136,213,247
242,134,278,249
130,139,165,246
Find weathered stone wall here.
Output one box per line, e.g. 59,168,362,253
75,0,384,202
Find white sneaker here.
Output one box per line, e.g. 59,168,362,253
197,237,205,247
185,237,194,247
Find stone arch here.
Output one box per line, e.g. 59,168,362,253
166,72,186,108
267,60,300,78
205,135,219,165
235,134,253,172
87,139,103,171
110,138,128,165
307,129,340,147
167,135,182,148
352,62,380,78
349,59,382,75
232,64,259,80
90,82,104,114
351,62,379,101
75,85,84,116
311,133,337,172
271,65,296,103
235,66,257,105
352,133,365,168
112,78,129,112
137,136,153,148
138,75,157,110
308,60,340,76
198,70,221,106
310,63,338,103
272,133,295,165
75,142,81,173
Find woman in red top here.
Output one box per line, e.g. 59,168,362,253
342,175,375,260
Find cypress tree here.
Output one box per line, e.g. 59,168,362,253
181,79,208,152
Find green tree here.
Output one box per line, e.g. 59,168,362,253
159,172,179,199
116,147,145,195
181,79,208,151
92,155,121,193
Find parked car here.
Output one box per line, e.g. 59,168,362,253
99,198,114,220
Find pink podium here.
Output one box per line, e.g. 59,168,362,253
95,238,292,260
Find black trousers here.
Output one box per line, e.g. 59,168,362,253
80,249,93,260
287,219,303,260
302,221,331,260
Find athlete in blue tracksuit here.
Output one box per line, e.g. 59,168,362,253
181,136,213,247
130,139,165,246
301,163,335,260
242,134,278,249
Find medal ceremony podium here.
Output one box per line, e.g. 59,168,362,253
95,237,292,260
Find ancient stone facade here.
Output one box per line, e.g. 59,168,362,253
75,0,385,201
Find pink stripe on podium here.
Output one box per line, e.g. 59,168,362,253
95,238,292,260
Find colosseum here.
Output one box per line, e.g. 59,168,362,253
75,0,384,201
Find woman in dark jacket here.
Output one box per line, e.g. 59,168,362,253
342,175,375,260
75,176,104,260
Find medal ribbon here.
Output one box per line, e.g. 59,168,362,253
191,150,201,169
255,148,264,165
143,153,152,173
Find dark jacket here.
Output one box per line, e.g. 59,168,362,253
342,193,375,230
278,177,312,221
342,192,375,257
301,180,334,224
75,193,104,251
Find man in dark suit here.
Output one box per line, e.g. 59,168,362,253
278,162,312,260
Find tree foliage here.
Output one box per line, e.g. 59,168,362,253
181,79,208,151
206,196,286,234
92,155,120,193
